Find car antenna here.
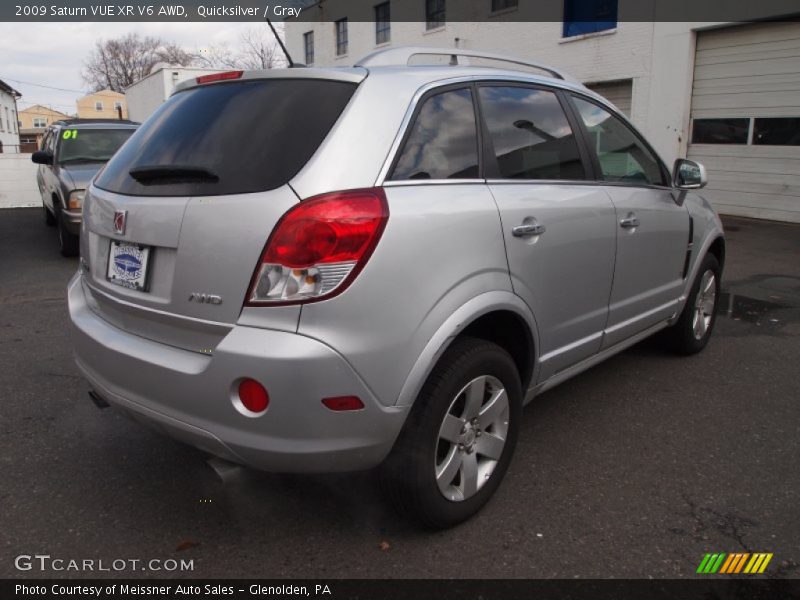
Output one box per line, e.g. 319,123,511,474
266,18,300,68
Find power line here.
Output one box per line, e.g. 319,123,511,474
0,74,129,100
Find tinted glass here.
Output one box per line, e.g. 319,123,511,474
479,86,585,180
95,79,356,197
753,117,800,146
390,88,479,180
572,96,666,186
692,118,749,144
57,129,134,163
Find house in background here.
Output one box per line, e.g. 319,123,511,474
125,64,221,122
0,78,22,153
286,4,800,223
76,89,128,119
17,105,71,152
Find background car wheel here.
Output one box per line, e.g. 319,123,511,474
43,204,56,227
662,253,721,355
56,207,79,258
380,336,522,529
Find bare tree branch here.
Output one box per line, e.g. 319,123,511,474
81,33,195,92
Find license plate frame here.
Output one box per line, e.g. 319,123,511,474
106,240,152,292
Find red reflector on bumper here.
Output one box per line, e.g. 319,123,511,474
238,379,269,413
322,396,364,411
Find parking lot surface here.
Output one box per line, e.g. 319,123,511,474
1,208,798,578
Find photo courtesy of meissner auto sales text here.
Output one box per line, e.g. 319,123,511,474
1,0,799,598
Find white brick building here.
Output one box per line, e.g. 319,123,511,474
286,8,800,222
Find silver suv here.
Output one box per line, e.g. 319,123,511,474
68,48,724,528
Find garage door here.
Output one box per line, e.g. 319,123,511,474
688,21,800,223
585,80,632,117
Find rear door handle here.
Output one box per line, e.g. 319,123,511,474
512,221,546,237
619,214,640,229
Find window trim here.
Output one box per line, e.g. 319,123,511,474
565,92,672,190
474,81,594,182
386,82,483,182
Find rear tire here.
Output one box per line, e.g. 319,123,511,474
380,336,522,529
57,208,79,258
662,253,720,355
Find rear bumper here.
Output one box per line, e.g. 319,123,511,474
67,273,408,472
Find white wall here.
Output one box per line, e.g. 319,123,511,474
126,67,223,123
0,154,39,208
0,91,21,154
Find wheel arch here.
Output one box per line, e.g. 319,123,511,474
394,291,539,408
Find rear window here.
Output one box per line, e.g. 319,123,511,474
95,79,357,197
57,129,135,164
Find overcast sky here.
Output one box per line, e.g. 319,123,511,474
0,23,266,114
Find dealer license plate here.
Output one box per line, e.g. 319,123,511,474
107,240,151,291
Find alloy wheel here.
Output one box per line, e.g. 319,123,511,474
435,375,509,502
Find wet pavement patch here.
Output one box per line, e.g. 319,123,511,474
716,274,800,336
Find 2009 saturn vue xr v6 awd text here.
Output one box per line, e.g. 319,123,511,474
68,47,724,528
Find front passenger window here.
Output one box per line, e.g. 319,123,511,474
572,96,666,186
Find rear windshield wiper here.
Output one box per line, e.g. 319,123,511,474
129,165,219,184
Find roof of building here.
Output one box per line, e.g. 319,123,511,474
0,78,22,98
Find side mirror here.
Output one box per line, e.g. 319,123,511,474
31,150,54,165
673,158,707,190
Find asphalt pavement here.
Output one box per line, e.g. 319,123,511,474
1,207,798,579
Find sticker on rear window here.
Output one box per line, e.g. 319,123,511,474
62,129,78,140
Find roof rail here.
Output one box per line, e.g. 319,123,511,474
355,46,574,81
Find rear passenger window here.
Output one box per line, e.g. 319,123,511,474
572,96,667,186
479,86,585,180
390,88,479,180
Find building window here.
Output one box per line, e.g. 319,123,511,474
303,31,315,65
95,101,103,111
426,0,445,30
563,0,617,38
375,2,391,45
4,107,9,131
753,117,800,146
114,101,122,110
335,18,348,56
491,0,518,12
691,118,750,145
33,117,47,128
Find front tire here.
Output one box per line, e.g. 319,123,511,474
43,203,56,227
380,337,522,529
663,253,721,355
57,208,79,258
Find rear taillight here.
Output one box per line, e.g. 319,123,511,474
196,70,243,84
246,188,388,305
